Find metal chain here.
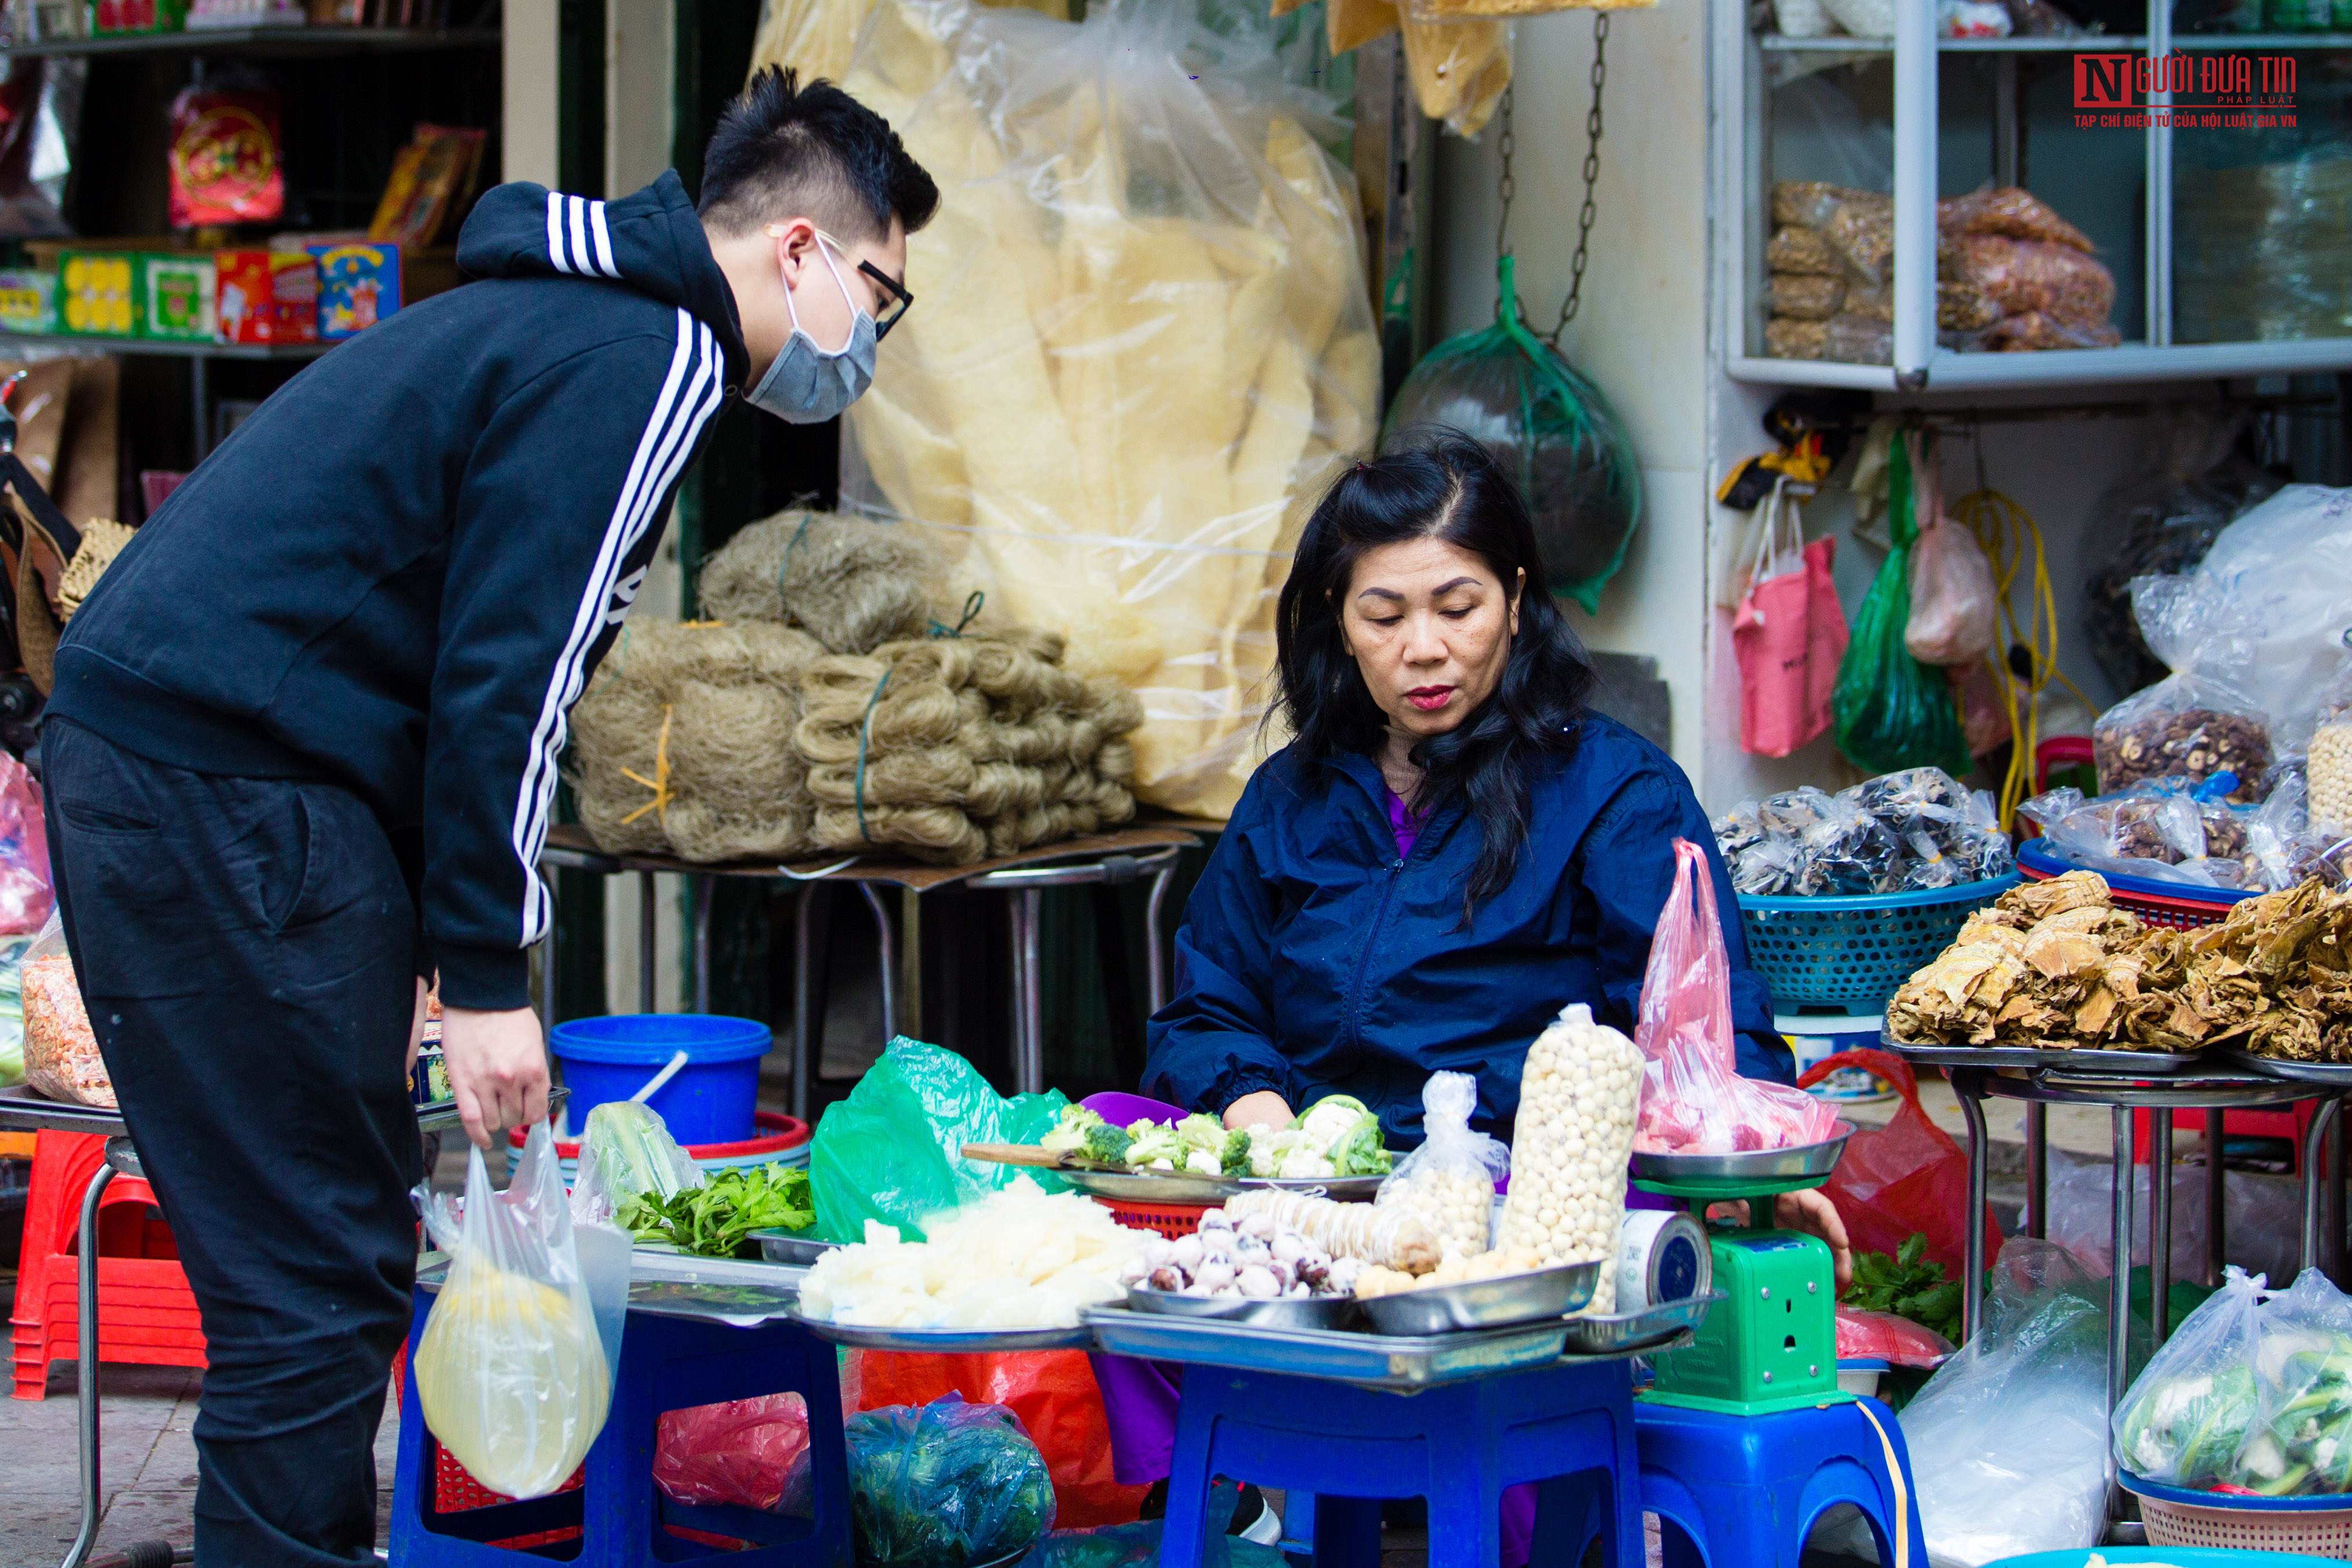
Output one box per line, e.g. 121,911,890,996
1495,87,1517,260
1544,13,1609,346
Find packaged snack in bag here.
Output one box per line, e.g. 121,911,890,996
1376,1071,1510,1262
2094,577,2273,800
416,1124,629,1499
21,911,107,1108
1632,840,1842,1156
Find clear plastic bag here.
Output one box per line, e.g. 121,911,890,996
416,1124,629,1499
834,0,1381,820
2094,578,2273,800
1385,255,1642,616
1020,1481,1285,1568
568,1098,703,1228
0,750,52,936
2043,787,2205,871
1632,839,1842,1156
654,1393,810,1513
1904,458,1999,666
798,1394,1056,1567
21,909,105,1107
1376,1071,1510,1261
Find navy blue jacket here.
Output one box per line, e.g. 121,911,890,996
1142,715,1790,1144
48,172,745,1011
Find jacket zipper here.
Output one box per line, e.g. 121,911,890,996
1340,796,1426,1059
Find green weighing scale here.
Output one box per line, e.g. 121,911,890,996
1631,1125,1856,1417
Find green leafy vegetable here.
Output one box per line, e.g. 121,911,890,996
1842,1233,1964,1346
619,1163,814,1258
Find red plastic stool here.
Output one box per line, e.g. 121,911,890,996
9,1129,206,1400
2134,1103,2321,1175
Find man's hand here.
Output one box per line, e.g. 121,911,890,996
406,977,430,1078
442,1005,551,1150
1223,1090,1293,1132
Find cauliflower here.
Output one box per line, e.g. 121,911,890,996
1185,1148,1220,1176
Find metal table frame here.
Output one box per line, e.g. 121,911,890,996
538,830,1197,1114
1945,1066,2344,1516
0,1095,489,1568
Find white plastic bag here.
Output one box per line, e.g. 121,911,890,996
417,1124,629,1498
1905,454,1999,666
567,1097,703,1228
1375,1072,1510,1261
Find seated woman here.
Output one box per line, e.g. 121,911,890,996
1106,431,1846,1549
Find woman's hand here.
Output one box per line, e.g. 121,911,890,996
1704,1189,1854,1294
1223,1091,1293,1132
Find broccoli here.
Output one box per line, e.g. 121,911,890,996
1040,1104,1108,1156
1220,1128,1253,1176
1125,1123,1182,1167
1082,1122,1135,1165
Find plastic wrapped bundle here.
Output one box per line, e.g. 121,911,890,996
2175,152,2352,345
826,1395,1056,1568
1375,1071,1509,1261
833,0,1379,821
565,619,827,862
1384,255,1642,614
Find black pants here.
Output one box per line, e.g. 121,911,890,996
45,720,422,1568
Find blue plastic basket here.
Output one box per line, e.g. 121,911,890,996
1737,873,2021,1014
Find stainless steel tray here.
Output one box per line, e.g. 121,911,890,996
1560,1291,1723,1354
1354,1261,1600,1336
1887,1037,2204,1074
1629,1127,1854,1184
632,1250,809,1289
788,1310,1094,1353
628,1279,803,1325
1081,1305,1571,1389
1127,1285,1360,1330
751,1229,839,1265
2223,1047,2352,1086
1055,1167,1387,1203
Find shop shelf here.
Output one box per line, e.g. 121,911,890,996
0,24,497,57
1759,31,2352,50
0,332,333,361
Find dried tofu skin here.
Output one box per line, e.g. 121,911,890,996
837,0,1379,818
748,0,1067,85
1396,12,1511,135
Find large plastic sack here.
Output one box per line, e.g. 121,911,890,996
1798,1049,1999,1276
790,1394,1056,1567
21,910,107,1108
654,1393,811,1512
1631,839,1840,1156
0,750,51,936
831,0,1380,820
1382,254,1640,616
416,1124,630,1499
1832,432,1972,777
2092,579,2273,802
810,1036,1069,1243
568,1097,702,1227
2115,1266,2352,1495
847,1349,1151,1528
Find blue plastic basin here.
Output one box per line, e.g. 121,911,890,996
549,1013,772,1144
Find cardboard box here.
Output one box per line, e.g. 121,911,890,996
215,249,316,344
0,271,55,335
309,241,399,339
57,251,141,338
140,253,216,341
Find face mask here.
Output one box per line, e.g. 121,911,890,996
747,234,876,425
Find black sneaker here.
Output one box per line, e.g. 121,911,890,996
1138,1480,1280,1543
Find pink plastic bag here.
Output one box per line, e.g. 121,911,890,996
652,1393,810,1512
1836,1306,1954,1368
1903,436,1999,667
0,751,52,935
1733,480,1849,758
1632,839,1841,1155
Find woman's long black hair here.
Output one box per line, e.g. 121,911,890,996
1273,427,1599,912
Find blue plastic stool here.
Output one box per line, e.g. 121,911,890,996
1160,1359,1643,1568
1635,1398,1927,1568
388,1287,852,1567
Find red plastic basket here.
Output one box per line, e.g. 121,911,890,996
2017,839,2244,930
1090,1197,1210,1238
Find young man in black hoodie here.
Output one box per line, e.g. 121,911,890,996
38,69,935,1567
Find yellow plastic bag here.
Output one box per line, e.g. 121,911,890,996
416,1124,629,1498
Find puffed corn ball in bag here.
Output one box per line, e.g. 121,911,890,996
416,1125,628,1499
1495,1002,1643,1312
1376,1071,1509,1261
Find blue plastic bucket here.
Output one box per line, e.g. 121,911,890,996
549,1014,771,1144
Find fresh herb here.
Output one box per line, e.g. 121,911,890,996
1842,1232,1965,1345
618,1163,814,1258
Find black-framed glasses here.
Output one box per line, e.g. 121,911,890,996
771,223,915,340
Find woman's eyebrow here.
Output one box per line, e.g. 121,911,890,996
1430,576,1483,595
1355,586,1405,602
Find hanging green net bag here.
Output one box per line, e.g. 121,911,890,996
1381,255,1643,614
1831,435,1972,777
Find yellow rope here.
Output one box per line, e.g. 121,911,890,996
619,703,674,825
1952,488,2085,822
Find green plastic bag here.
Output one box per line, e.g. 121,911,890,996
1831,436,1972,777
810,1037,1070,1243
1381,254,1643,614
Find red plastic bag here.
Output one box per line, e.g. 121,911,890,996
847,1350,1149,1529
1632,839,1841,1154
653,1393,810,1512
1836,1306,1954,1368
1797,1046,2001,1273
0,750,50,935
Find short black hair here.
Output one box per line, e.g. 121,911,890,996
699,68,939,244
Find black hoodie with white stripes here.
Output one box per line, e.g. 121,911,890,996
49,171,749,1011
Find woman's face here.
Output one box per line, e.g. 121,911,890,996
1337,536,1523,743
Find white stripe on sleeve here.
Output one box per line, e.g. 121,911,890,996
567,196,592,278
588,200,619,279
544,191,573,275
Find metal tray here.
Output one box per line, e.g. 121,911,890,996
1559,1291,1723,1354
632,1251,809,1288
1054,1167,1388,1204
1081,1305,1571,1389
0,1084,570,1136
788,1310,1094,1353
751,1229,839,1265
628,1279,802,1326
1885,1033,2203,1074
1629,1126,1854,1184
1354,1261,1600,1337
2223,1047,2352,1086
1126,1285,1360,1330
